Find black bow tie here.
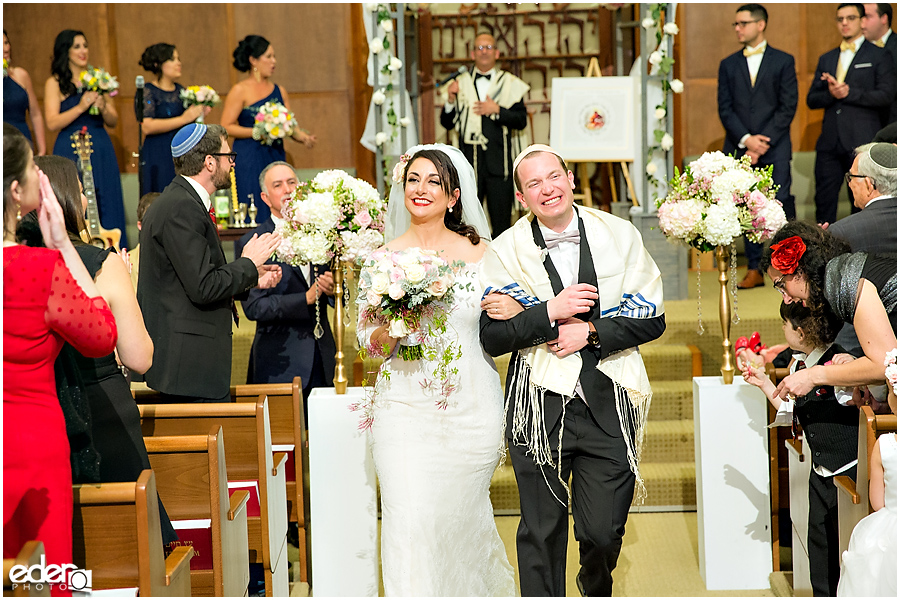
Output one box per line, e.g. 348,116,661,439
475,73,491,81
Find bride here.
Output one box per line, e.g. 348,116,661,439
358,144,517,596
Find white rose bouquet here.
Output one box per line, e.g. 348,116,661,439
252,100,298,146
78,65,119,115
656,151,786,251
180,85,220,122
352,247,469,427
274,169,385,266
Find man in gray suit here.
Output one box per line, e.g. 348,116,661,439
827,141,896,356
829,141,897,254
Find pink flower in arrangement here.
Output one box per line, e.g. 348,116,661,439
109,90,118,97
255,113,265,122
389,266,404,283
354,211,373,228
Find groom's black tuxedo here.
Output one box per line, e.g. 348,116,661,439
480,215,665,596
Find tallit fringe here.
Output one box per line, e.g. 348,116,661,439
613,382,652,504
503,352,571,507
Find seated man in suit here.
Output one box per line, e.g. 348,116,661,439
807,2,896,225
138,123,282,402
235,161,337,412
827,142,896,357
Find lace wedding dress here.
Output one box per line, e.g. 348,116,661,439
837,433,897,597
360,261,516,596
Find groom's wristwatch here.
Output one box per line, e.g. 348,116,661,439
586,322,600,347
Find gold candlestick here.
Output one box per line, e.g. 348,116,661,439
332,260,348,394
716,245,735,384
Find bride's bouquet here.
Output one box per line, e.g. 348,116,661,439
656,151,786,251
78,66,119,114
352,248,468,427
252,100,297,146
180,85,220,122
274,169,385,266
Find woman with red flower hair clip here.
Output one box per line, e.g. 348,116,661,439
760,220,896,405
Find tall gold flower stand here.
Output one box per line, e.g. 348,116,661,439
715,245,736,384
331,261,349,394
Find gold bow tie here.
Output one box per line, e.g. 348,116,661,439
743,45,765,57
840,40,856,52
874,39,886,48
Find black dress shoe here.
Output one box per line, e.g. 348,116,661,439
737,269,765,289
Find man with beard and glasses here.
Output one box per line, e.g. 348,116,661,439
137,123,282,402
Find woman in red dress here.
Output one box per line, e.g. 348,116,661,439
3,123,117,593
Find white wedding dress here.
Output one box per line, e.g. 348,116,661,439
837,433,897,597
360,260,516,597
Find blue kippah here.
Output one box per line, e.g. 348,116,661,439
171,123,208,158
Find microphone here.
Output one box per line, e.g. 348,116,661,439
435,66,467,88
134,75,144,123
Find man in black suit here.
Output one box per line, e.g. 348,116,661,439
862,3,897,124
235,161,337,410
718,3,798,289
480,145,666,596
807,2,896,225
137,123,282,402
441,32,529,236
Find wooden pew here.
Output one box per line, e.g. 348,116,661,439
144,426,251,597
833,406,897,554
139,398,290,597
72,470,194,596
229,378,310,585
3,542,49,597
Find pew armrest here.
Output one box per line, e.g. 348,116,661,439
164,545,194,591
229,490,251,521
272,452,288,476
834,475,860,504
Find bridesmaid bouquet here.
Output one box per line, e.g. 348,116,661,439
656,151,786,251
275,169,384,266
78,66,119,115
3,59,8,77
251,100,298,146
180,85,220,122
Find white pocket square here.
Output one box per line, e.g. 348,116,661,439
854,63,873,68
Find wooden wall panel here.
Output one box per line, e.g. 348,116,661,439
676,3,853,162
3,3,371,181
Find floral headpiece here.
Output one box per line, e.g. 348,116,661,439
885,348,899,398
391,153,411,185
769,236,806,275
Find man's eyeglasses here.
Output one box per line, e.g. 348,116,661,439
836,15,860,23
475,44,495,52
844,172,870,185
209,152,237,164
732,19,761,27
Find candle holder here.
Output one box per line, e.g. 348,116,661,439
248,195,258,228
237,203,248,227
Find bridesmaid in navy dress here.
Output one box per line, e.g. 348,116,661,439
221,35,317,224
137,43,211,195
3,30,46,154
44,29,127,248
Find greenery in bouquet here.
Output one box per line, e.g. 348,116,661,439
251,100,297,146
274,169,385,266
78,65,119,114
656,151,787,252
351,247,470,429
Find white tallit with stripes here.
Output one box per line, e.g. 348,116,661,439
480,207,665,503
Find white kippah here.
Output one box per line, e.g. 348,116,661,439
512,144,567,173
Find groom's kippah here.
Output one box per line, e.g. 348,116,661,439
870,142,897,170
171,123,208,158
512,144,567,173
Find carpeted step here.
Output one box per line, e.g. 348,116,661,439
638,461,697,507
641,344,697,382
648,380,693,421
641,419,694,463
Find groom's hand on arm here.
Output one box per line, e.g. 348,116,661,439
546,283,598,322
548,318,590,358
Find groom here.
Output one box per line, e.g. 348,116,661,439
480,145,666,596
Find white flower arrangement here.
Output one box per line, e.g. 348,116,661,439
656,151,787,251
644,3,679,193
275,169,385,266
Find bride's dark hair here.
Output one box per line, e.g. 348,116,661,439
404,149,481,245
